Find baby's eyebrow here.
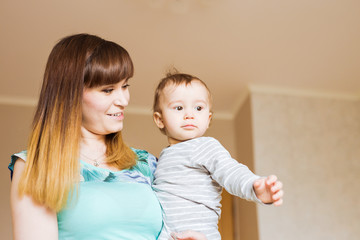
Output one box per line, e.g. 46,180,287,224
167,100,183,106
195,100,209,105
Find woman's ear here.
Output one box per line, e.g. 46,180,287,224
153,112,165,129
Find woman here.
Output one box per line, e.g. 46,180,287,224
10,33,205,240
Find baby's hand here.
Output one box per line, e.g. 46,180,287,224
171,230,207,240
253,175,284,206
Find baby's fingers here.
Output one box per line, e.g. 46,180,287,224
271,181,283,193
272,190,284,205
266,175,278,186
273,197,283,206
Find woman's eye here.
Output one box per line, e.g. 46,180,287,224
196,106,203,111
102,89,113,94
175,106,183,111
122,83,130,89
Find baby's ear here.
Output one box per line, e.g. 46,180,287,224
207,112,213,128
153,112,165,129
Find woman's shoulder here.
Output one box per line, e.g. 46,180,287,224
131,148,156,163
12,150,27,160
131,148,157,178
9,150,27,179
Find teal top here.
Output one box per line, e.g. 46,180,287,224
9,149,163,240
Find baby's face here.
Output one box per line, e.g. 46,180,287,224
154,80,212,145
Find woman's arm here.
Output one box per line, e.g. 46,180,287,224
172,230,207,240
10,159,58,240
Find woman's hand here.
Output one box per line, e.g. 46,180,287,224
171,230,207,240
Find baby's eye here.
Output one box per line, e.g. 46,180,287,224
175,106,183,111
102,88,114,94
195,106,203,111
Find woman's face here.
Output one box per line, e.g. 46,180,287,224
81,79,130,138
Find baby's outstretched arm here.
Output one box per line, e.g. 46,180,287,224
253,175,284,206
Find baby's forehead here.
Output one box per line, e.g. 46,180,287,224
161,81,212,104
162,80,208,93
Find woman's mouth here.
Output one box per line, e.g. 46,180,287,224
108,113,122,117
107,112,124,120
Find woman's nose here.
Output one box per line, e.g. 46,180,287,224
113,93,129,107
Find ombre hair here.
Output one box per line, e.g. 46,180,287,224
153,69,212,134
19,33,136,212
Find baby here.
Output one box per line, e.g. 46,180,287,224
152,72,283,240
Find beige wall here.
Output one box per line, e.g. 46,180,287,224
0,105,236,239
250,92,360,240
233,96,259,240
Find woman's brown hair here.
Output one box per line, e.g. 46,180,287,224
18,33,136,212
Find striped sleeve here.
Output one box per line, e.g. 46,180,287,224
191,137,262,203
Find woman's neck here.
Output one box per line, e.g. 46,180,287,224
79,127,121,171
80,138,106,152
80,127,107,158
